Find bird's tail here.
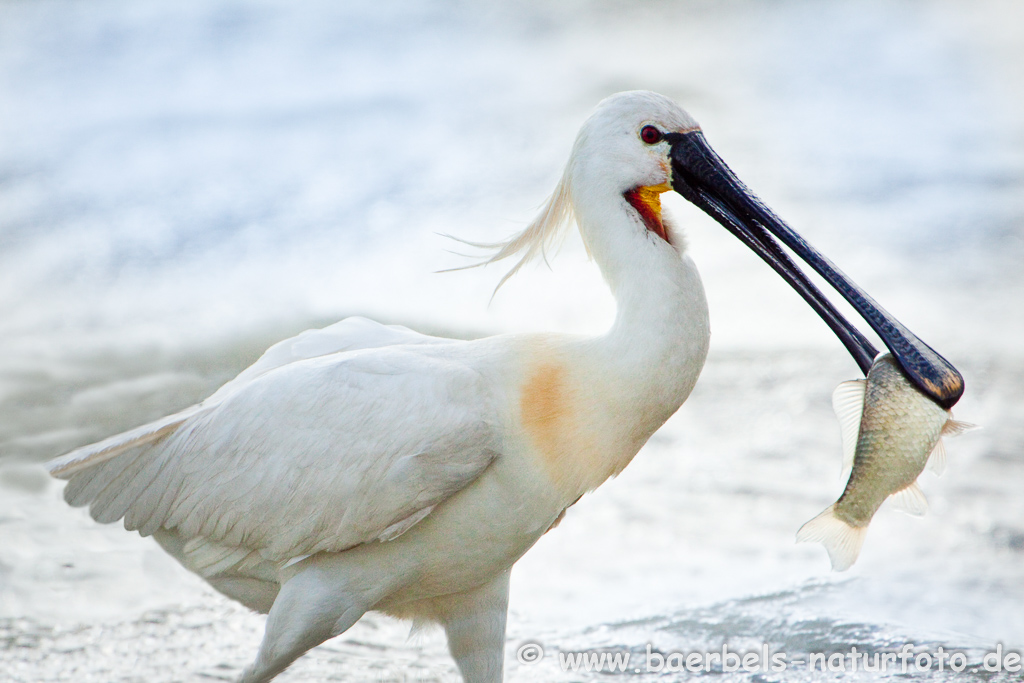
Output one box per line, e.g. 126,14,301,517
46,405,201,480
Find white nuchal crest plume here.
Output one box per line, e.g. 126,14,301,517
452,169,574,292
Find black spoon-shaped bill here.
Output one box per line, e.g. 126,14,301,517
666,130,963,409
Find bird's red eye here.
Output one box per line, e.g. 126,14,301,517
640,125,662,144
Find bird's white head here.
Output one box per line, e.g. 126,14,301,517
570,92,698,201
478,91,701,290
566,90,701,253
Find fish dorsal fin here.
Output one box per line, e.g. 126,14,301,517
926,439,947,476
832,379,867,473
942,419,978,438
889,481,928,516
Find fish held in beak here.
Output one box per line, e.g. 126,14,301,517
796,353,976,571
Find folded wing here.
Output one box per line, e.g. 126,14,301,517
47,327,498,570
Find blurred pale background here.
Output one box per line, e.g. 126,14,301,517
1,1,1022,681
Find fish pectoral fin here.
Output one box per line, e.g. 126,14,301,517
926,439,947,477
796,504,868,572
832,379,866,473
889,481,928,516
926,417,977,476
942,419,978,438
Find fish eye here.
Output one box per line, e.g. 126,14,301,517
640,125,662,144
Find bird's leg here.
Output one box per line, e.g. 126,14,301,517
237,556,386,683
438,568,511,683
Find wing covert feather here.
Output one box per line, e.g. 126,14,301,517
56,345,500,563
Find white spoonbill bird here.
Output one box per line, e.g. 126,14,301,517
46,91,963,683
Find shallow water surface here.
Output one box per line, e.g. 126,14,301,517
1,1,1022,681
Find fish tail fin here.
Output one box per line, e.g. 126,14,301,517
796,505,867,572
889,480,928,516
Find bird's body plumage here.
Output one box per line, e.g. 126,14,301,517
49,91,712,680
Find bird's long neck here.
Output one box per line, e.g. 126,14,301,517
604,246,709,412
520,189,709,502
583,191,710,419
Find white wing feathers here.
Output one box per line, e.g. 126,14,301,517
47,317,446,478
48,320,499,568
